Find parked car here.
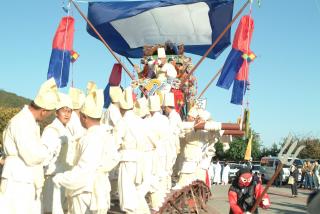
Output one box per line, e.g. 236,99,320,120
228,163,242,182
251,164,261,175
260,156,303,183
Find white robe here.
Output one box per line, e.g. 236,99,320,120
100,103,121,128
66,112,86,167
0,106,55,214
222,165,230,184
213,162,221,184
114,110,150,214
100,103,121,198
168,110,182,157
55,125,119,214
41,118,73,214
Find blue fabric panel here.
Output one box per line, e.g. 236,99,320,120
231,79,247,105
86,0,234,59
103,83,111,108
216,48,243,89
47,48,71,88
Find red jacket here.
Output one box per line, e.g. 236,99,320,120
228,182,270,214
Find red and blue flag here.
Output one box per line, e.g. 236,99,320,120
103,63,122,108
216,15,255,105
47,16,75,88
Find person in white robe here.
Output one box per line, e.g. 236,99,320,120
41,92,73,214
213,161,222,185
147,95,172,212
194,109,220,185
133,97,155,199
100,86,122,128
173,107,200,189
0,78,60,214
162,92,182,191
222,162,230,185
114,87,150,214
68,87,86,148
100,86,123,202
53,87,119,214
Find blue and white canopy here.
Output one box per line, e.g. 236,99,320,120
87,0,234,59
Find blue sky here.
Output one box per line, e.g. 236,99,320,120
0,0,319,147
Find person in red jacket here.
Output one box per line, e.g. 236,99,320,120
228,167,270,214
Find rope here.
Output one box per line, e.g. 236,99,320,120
71,62,74,87
58,3,71,87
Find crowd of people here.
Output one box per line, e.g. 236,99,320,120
0,48,235,214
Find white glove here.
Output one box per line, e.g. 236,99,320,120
52,173,63,188
262,198,270,206
244,212,251,214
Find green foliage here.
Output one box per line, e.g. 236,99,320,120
214,142,224,160
225,138,246,161
0,90,54,147
260,142,280,158
0,90,31,108
0,107,21,147
298,138,320,159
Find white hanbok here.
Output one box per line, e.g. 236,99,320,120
0,106,55,214
41,118,73,214
222,164,230,185
213,162,221,184
54,125,119,214
114,110,150,214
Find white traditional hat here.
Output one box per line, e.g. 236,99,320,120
198,109,211,121
157,47,166,58
109,86,122,103
188,106,199,118
56,92,73,110
163,92,175,107
86,81,97,95
81,89,104,119
69,87,85,110
34,78,59,110
148,95,161,112
119,87,134,110
134,96,149,118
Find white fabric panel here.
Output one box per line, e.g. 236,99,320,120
111,2,212,48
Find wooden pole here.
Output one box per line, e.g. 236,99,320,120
197,69,221,99
222,130,244,136
70,0,136,80
180,0,250,88
250,162,283,213
221,123,241,130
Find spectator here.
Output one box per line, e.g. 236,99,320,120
253,172,261,185
222,162,230,185
275,162,283,188
213,160,221,185
304,161,313,190
312,161,319,190
289,163,299,197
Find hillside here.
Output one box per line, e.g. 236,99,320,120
0,89,31,108
0,90,53,147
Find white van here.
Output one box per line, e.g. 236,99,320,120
260,156,303,183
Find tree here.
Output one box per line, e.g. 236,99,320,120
298,138,320,159
0,107,20,147
0,107,54,148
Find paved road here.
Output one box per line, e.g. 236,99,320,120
207,184,310,214
108,184,311,213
